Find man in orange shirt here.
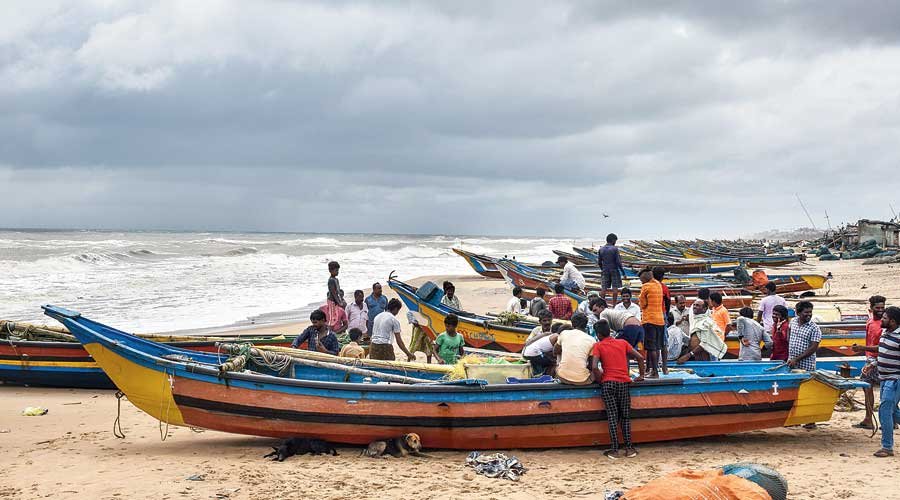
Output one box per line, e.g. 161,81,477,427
638,268,666,378
709,292,730,340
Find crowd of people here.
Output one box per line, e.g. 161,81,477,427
290,254,900,459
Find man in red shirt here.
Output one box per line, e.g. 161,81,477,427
852,295,886,430
590,319,646,460
548,283,573,320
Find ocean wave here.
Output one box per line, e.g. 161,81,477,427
223,247,259,256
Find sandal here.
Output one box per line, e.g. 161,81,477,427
873,449,894,458
604,449,623,460
853,422,875,430
625,447,638,458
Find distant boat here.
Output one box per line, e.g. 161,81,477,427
45,304,865,449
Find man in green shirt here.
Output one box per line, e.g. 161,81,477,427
435,314,465,365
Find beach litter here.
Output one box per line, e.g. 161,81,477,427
465,451,527,481
186,474,206,481
21,407,49,416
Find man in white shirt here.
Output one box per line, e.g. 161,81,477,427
556,256,585,293
345,289,369,337
613,287,642,321
553,313,596,385
756,282,786,334
506,286,529,315
670,294,689,336
369,298,414,362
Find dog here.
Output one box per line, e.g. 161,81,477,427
361,433,431,458
264,437,338,461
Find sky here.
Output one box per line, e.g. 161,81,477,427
2,0,900,238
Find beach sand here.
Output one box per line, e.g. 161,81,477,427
1,258,898,499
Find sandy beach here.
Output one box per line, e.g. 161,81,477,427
2,258,899,499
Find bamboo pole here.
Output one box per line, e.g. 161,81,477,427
216,343,436,384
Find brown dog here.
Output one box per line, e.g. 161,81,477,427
361,433,431,458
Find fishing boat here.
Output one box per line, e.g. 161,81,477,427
0,320,294,389
390,277,866,358
45,304,865,449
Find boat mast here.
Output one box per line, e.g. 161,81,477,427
795,193,817,230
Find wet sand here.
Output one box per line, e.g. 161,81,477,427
1,258,898,499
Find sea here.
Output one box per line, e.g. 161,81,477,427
1,230,590,333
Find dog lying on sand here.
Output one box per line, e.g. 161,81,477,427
361,433,432,458
264,437,339,461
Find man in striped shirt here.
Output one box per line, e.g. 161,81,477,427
873,306,900,458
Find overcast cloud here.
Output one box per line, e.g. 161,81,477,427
2,0,899,238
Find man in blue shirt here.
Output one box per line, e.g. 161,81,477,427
292,309,340,355
365,282,389,337
598,233,627,307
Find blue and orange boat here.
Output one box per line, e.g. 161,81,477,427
45,305,865,449
0,321,294,389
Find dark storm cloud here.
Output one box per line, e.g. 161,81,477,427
2,1,900,237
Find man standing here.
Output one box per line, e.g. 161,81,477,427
590,319,645,459
327,261,346,308
670,294,690,337
756,282,786,334
851,295,887,430
787,301,822,371
529,287,549,317
709,292,730,338
556,256,586,293
677,299,727,363
369,298,414,362
638,268,666,377
345,290,369,340
548,283,574,320
872,306,900,458
365,282,388,335
598,233,627,307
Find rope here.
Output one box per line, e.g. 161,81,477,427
113,391,126,439
158,369,172,441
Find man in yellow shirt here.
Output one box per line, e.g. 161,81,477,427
638,268,666,378
709,292,730,340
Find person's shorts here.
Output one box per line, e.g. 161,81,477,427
368,343,396,361
642,324,665,351
861,361,879,385
602,270,623,290
524,352,555,376
617,324,644,349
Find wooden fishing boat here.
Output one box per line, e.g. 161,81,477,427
390,278,864,359
497,260,753,308
45,304,865,449
0,320,294,389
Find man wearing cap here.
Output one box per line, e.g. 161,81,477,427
557,255,585,294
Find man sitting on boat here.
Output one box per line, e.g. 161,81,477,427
441,281,461,309
676,300,727,363
291,309,340,356
523,310,557,376
554,313,596,385
591,298,644,349
614,288,642,321
556,255,585,294
526,309,554,343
